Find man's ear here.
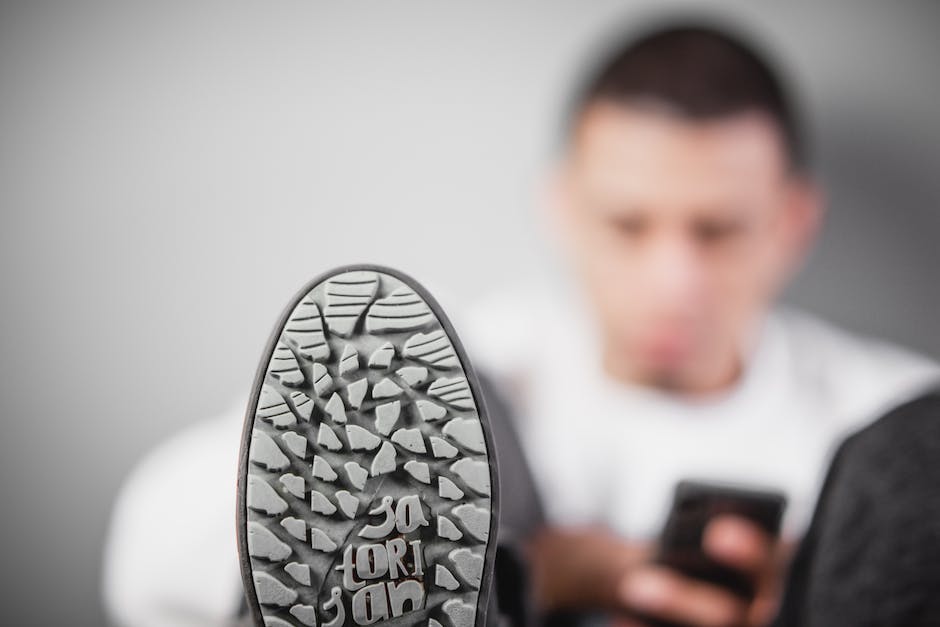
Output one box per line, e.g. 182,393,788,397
781,176,824,277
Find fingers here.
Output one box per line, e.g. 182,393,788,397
702,515,774,574
703,516,790,626
528,526,652,610
747,540,796,626
618,565,748,627
532,521,783,626
747,590,781,627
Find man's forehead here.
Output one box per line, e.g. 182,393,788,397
568,101,790,189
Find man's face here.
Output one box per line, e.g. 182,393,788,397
556,101,818,392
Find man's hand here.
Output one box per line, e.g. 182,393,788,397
530,516,789,627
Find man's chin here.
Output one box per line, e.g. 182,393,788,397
635,347,714,392
606,339,692,389
636,368,687,392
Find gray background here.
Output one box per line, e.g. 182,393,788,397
1,2,938,625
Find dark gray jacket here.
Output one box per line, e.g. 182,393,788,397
775,391,940,627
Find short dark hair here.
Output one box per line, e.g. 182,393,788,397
567,21,806,171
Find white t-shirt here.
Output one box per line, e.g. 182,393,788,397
102,286,940,626
459,286,940,541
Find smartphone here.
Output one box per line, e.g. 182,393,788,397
638,480,787,626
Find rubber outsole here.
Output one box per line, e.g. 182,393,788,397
237,265,500,627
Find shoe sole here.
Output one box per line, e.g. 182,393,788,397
237,265,500,627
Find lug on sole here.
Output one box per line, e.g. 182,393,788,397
237,266,499,627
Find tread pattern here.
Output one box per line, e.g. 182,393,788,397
241,269,494,627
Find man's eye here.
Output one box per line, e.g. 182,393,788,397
610,216,647,237
693,221,742,244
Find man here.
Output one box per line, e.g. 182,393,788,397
104,20,940,627
459,23,940,626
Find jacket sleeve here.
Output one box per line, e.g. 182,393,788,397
102,413,245,627
775,391,940,627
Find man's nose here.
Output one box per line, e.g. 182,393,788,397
644,234,706,308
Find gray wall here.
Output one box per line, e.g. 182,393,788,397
1,2,938,625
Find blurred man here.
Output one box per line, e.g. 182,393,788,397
461,23,940,626
104,20,940,627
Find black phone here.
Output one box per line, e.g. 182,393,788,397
638,480,787,627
